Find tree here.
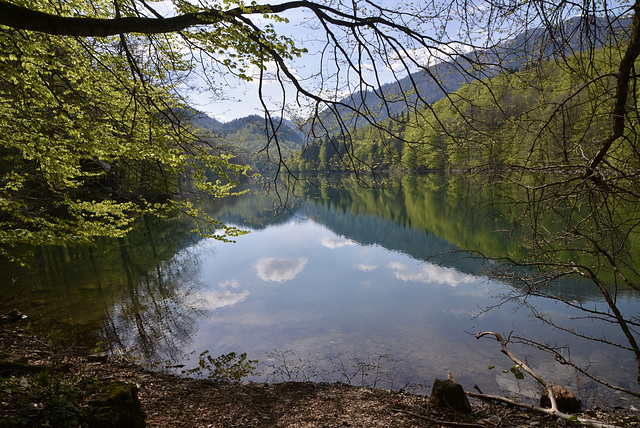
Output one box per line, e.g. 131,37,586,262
408,2,640,401
0,0,478,261
3,0,640,404
0,24,252,262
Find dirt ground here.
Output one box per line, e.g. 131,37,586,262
1,325,637,427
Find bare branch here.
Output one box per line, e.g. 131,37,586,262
467,391,620,428
474,331,621,428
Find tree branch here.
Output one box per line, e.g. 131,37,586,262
0,0,436,38
475,331,621,428
466,391,620,428
0,0,229,35
584,1,640,178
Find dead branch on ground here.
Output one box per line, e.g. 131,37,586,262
473,331,620,428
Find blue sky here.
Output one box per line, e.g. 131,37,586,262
179,0,460,122
177,0,631,122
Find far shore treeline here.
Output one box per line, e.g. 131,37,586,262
289,45,630,174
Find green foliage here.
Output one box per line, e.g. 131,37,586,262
177,0,307,83
294,44,632,176
0,1,279,262
193,114,305,173
489,363,524,380
0,370,147,428
182,350,257,382
0,372,87,427
501,365,525,380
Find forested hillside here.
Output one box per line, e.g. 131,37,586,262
306,15,631,135
292,44,631,172
189,111,305,172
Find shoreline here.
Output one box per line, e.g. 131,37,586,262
1,323,637,427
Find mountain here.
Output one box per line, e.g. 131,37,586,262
291,13,636,173
184,14,632,169
311,15,632,131
188,111,223,130
184,110,305,172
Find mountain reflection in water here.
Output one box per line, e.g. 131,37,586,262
0,175,637,407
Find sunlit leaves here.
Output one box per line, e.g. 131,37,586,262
173,0,307,81
0,2,254,260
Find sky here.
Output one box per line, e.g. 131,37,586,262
179,0,455,122
181,7,327,121
176,0,632,122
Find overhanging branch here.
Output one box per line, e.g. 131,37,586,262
0,0,431,38
0,0,229,35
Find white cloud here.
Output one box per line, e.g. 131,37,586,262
389,42,472,70
255,257,308,283
321,236,356,249
355,263,377,272
387,262,477,287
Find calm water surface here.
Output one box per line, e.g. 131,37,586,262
1,175,637,407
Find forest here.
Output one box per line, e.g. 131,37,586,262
292,40,635,173
1,0,640,425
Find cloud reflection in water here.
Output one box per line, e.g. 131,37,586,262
255,257,308,283
321,236,357,249
219,279,240,288
387,261,477,287
355,263,378,272
197,289,250,310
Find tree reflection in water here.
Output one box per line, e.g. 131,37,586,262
2,174,639,403
100,226,210,365
0,215,211,365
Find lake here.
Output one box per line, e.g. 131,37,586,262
1,174,637,408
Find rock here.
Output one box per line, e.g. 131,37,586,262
428,378,472,413
87,380,146,427
540,385,581,412
0,309,27,324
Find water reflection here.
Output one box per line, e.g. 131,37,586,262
387,261,478,287
321,236,357,249
102,235,208,364
191,288,250,310
1,175,637,405
355,263,377,272
0,217,210,365
255,257,308,283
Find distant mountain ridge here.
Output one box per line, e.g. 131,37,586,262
314,14,632,129
184,109,305,172
187,15,631,144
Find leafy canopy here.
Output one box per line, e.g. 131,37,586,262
0,0,314,261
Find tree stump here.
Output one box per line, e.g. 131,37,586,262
87,381,146,427
428,378,472,413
